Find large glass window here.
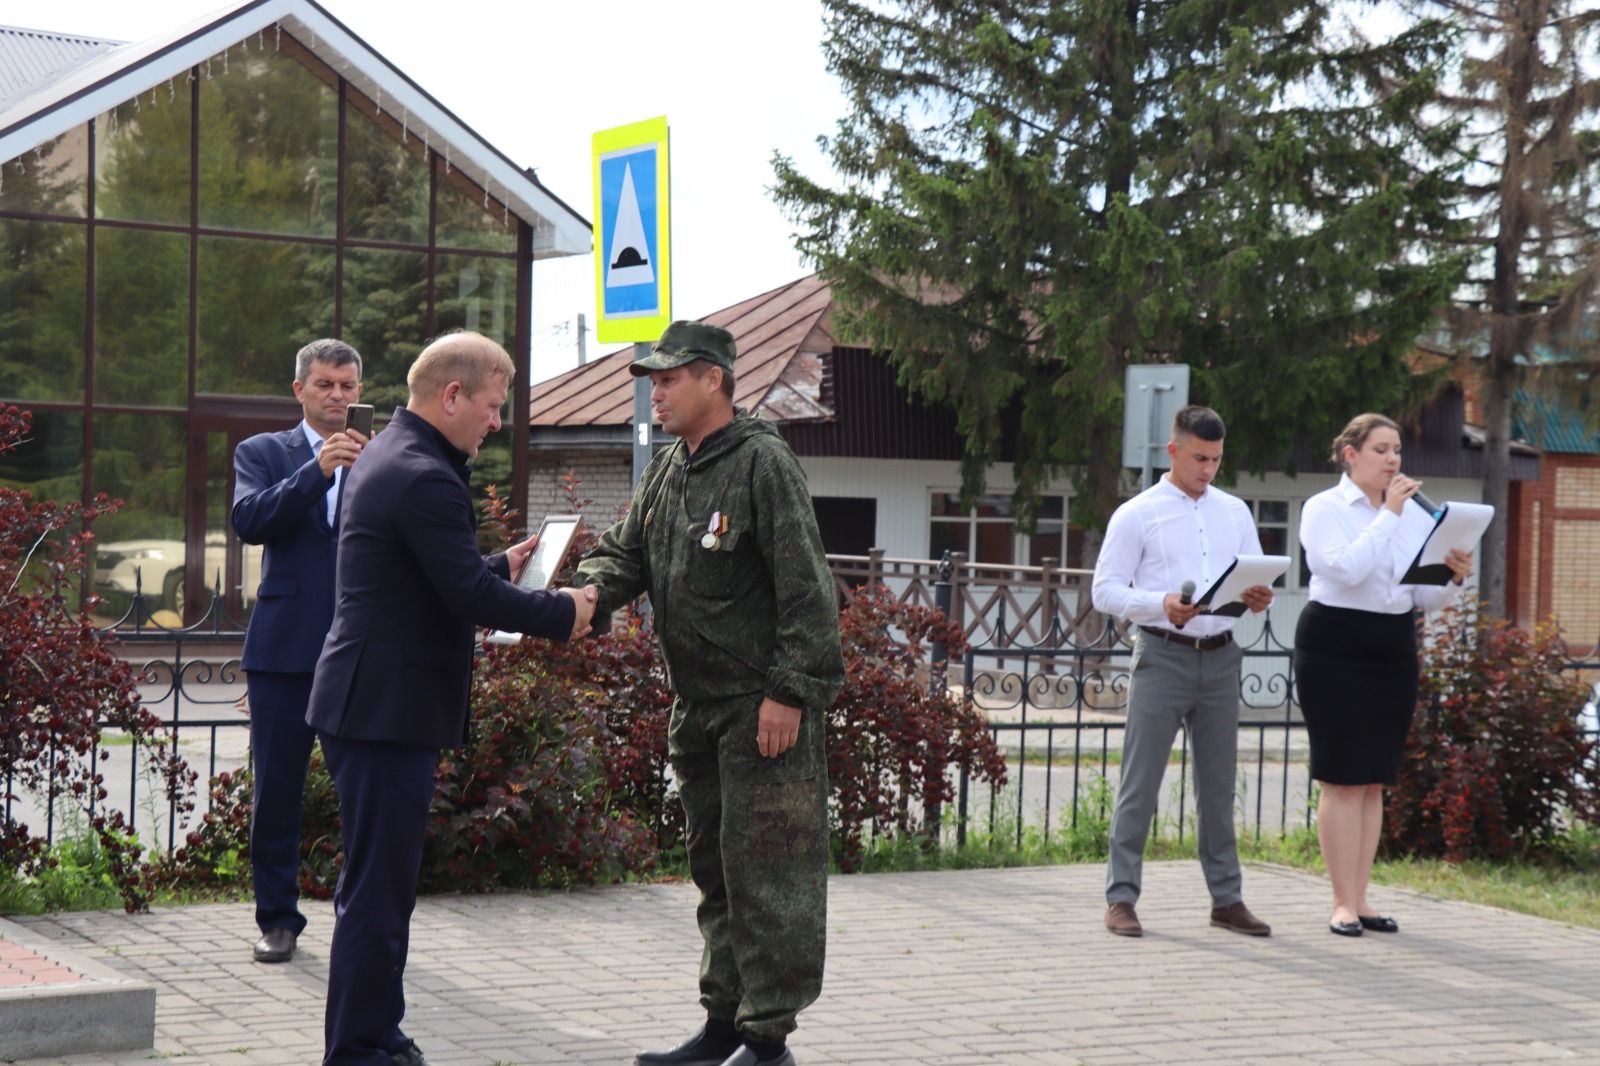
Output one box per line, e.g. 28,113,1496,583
0,408,84,503
91,413,187,613
199,38,338,236
94,227,188,407
0,408,86,600
198,236,334,395
342,247,429,410
95,94,192,226
436,254,514,347
0,218,86,402
437,168,517,253
0,128,88,217
343,87,429,246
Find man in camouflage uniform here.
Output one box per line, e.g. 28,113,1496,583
575,321,843,1066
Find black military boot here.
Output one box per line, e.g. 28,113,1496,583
717,1043,796,1066
633,1019,742,1066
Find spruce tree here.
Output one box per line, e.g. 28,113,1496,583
1410,0,1600,619
774,0,1466,542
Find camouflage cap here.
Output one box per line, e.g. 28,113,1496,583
628,320,736,377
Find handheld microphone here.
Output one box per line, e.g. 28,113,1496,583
1176,579,1195,630
1410,488,1442,519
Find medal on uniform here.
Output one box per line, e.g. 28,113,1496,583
701,511,729,550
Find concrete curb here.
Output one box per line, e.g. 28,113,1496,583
0,915,155,1060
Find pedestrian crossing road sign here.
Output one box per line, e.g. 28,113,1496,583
593,116,671,344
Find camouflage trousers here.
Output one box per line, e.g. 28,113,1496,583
669,693,828,1044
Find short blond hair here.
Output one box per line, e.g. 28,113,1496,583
407,331,514,401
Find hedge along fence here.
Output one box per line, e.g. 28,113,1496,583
156,586,1009,900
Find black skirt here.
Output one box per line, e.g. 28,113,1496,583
1293,601,1419,786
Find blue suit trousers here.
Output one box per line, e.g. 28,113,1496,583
247,671,318,936
319,732,438,1066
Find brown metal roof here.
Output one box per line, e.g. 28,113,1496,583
531,274,837,426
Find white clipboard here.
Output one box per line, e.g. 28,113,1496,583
1195,554,1291,617
1400,502,1493,585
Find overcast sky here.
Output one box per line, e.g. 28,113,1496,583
32,0,850,382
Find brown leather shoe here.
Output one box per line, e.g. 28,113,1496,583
1210,901,1271,937
1105,901,1143,937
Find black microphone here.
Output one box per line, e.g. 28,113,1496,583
1176,579,1195,630
1410,488,1442,519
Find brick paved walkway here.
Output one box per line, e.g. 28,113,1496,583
7,861,1600,1066
0,935,84,989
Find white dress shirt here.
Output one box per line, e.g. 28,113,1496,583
1091,475,1263,637
300,420,340,527
1299,474,1461,614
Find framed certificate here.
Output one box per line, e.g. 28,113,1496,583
486,514,585,645
514,514,584,590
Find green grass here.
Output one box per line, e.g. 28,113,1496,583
843,775,1600,930
0,833,126,914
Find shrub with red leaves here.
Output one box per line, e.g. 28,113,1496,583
0,406,195,911
1385,604,1599,863
829,585,1008,871
157,473,1009,893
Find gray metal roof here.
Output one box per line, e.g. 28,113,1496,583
0,24,119,114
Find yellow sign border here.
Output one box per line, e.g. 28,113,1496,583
592,116,671,344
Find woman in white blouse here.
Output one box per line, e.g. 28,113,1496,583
1295,413,1472,937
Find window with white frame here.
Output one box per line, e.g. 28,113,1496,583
1239,497,1293,588
927,492,1089,568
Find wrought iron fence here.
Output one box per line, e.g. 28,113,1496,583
9,562,1600,857
952,618,1313,849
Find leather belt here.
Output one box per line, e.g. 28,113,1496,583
1139,625,1234,652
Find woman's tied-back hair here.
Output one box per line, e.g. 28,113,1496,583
1329,413,1400,472
407,331,515,400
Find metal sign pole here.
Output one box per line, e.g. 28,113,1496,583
632,343,652,488
1142,382,1171,491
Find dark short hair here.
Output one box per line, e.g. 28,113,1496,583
687,359,736,400
295,339,362,383
1173,405,1225,442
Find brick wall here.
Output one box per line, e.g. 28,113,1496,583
527,449,635,531
1508,453,1600,645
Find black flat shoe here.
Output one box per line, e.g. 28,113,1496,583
1358,914,1399,933
1328,919,1363,937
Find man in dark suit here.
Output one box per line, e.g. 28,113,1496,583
232,338,368,965
306,331,597,1066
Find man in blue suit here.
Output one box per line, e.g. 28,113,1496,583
306,331,597,1066
233,338,368,965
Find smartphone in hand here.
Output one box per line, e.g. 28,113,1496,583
344,403,374,437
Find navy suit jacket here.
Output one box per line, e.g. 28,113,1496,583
232,425,339,674
305,407,576,749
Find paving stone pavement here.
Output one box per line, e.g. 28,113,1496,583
6,861,1599,1066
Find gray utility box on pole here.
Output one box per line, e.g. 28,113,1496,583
1121,364,1191,491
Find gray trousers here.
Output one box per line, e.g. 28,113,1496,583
1106,632,1245,907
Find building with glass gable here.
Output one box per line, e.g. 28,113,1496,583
0,0,589,624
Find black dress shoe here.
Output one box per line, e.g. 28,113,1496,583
1358,914,1399,933
251,927,297,963
634,1024,742,1066
719,1047,796,1066
1328,919,1363,937
390,1039,427,1065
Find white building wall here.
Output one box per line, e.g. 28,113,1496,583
798,454,1484,651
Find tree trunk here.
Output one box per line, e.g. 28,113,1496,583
1480,0,1535,622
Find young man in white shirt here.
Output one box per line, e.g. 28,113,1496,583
1090,405,1275,938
